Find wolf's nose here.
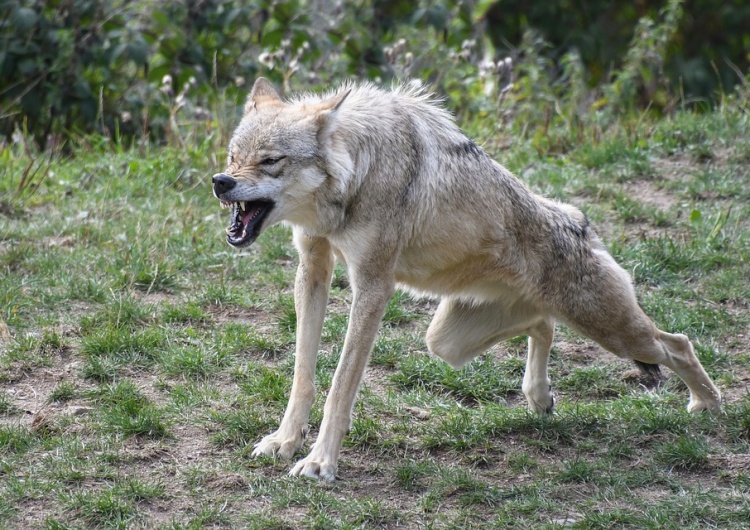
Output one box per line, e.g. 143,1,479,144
212,173,237,195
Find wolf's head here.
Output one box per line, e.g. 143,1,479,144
212,78,350,248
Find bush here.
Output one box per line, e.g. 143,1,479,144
1,0,748,149
0,0,264,148
0,0,469,148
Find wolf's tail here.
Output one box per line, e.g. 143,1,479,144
634,360,662,377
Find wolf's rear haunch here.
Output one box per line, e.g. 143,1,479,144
211,78,721,481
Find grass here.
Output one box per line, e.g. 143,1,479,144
1,99,750,528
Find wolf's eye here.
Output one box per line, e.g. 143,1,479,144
228,154,234,163
260,156,285,166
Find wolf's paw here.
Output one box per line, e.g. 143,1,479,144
289,454,337,482
528,394,555,415
252,429,305,460
524,385,555,415
687,397,721,413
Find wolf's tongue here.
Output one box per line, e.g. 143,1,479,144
241,204,261,226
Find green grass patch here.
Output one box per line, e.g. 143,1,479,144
93,380,170,438
2,87,750,528
0,425,36,454
208,405,276,448
393,354,523,404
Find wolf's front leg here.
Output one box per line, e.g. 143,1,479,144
252,235,333,460
290,276,394,481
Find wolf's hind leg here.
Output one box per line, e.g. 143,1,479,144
655,331,721,412
560,251,721,412
425,297,555,413
605,327,722,412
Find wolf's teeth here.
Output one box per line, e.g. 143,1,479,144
239,202,246,212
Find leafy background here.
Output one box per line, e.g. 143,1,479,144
1,0,749,150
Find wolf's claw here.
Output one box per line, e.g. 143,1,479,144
289,456,337,482
252,429,305,460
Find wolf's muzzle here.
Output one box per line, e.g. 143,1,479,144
212,173,237,197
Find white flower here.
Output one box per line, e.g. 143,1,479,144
258,52,274,68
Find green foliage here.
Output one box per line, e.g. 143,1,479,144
0,425,35,454
48,381,77,403
235,362,291,403
1,330,62,372
6,0,745,149
0,0,473,147
393,354,522,404
94,380,170,438
162,301,208,324
0,0,261,147
655,435,710,470
209,406,275,448
63,486,137,528
482,0,749,102
603,0,685,116
160,344,232,379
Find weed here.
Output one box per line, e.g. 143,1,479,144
275,294,297,335
1,330,63,371
166,381,220,411
63,487,137,529
370,335,407,368
0,381,17,410
162,301,208,324
94,380,169,438
160,345,232,379
393,354,521,404
556,458,599,483
79,296,155,332
0,425,35,454
557,365,630,399
383,290,420,327
118,478,166,501
724,400,750,443
215,322,286,357
235,362,291,403
80,325,165,379
345,412,384,449
48,381,77,403
43,519,83,530
209,406,275,448
394,459,435,492
655,435,710,470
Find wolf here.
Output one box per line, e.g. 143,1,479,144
211,77,721,481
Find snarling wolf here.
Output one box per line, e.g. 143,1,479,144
212,78,721,481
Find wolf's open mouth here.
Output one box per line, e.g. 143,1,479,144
220,200,274,247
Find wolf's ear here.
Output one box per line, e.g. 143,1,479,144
316,89,351,114
244,77,283,114
311,88,351,128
